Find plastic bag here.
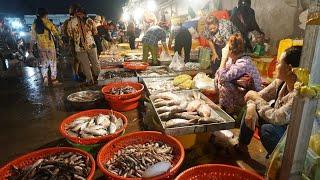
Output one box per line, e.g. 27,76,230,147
198,48,211,70
169,52,185,71
159,51,172,62
193,72,215,89
109,45,119,55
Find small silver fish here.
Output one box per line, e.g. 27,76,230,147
109,122,117,134
114,118,123,130
72,122,88,132
95,114,110,125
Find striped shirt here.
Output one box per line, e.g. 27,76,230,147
142,26,166,46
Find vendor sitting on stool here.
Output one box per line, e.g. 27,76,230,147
237,46,302,157
168,23,192,63
142,24,169,66
215,33,262,116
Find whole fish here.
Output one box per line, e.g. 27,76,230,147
152,92,180,101
154,100,180,108
8,152,91,180
174,112,200,120
66,114,123,138
197,104,211,117
186,100,202,112
165,119,192,128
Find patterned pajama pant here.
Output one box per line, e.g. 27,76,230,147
38,49,57,81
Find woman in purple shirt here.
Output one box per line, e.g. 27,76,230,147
215,33,262,115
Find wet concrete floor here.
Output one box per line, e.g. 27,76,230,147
0,59,267,178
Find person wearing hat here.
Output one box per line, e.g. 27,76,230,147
30,8,62,86
142,24,169,66
230,0,264,51
67,7,100,85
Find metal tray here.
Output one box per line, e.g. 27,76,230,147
143,77,179,95
143,77,197,96
136,66,179,78
149,91,235,136
97,68,138,86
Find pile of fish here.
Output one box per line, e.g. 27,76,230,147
151,91,225,128
185,62,201,71
8,152,91,180
137,67,176,77
109,85,136,95
144,78,180,94
105,142,174,178
67,91,101,103
101,71,135,80
66,114,123,138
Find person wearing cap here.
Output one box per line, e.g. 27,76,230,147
67,7,100,85
231,0,264,51
142,24,169,66
30,8,62,86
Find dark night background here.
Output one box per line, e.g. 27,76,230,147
0,0,127,20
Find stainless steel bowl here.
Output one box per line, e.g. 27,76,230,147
67,90,104,110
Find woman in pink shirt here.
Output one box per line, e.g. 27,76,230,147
215,33,262,115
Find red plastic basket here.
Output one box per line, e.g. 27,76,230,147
0,147,96,179
101,82,144,101
175,164,263,180
123,62,149,71
108,94,142,112
97,131,185,180
59,109,128,145
211,10,230,20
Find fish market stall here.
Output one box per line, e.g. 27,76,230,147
97,68,138,85
143,77,184,95
149,91,235,136
99,52,125,67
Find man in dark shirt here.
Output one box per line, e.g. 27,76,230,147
168,24,192,63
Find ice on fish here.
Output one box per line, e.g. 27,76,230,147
142,161,172,178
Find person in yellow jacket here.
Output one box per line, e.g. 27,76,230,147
30,8,62,86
